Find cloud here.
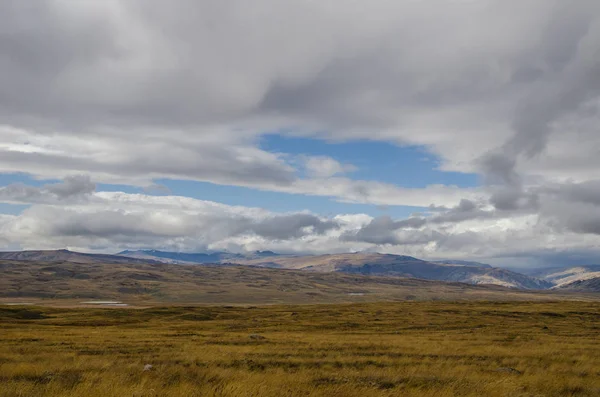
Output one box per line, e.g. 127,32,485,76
0,125,480,207
247,213,340,240
0,185,599,268
0,184,478,254
1,1,600,265
430,199,495,223
341,215,429,245
285,179,484,207
0,125,297,187
475,2,600,213
0,184,42,203
542,180,600,206
0,175,96,204
45,175,96,198
1,189,343,252
1,1,598,186
302,156,356,178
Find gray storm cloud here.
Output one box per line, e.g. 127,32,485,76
0,175,96,204
0,1,600,261
479,1,600,194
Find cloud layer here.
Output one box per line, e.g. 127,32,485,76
0,179,599,267
1,1,600,265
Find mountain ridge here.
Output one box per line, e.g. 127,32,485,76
0,249,159,265
117,249,283,264
531,265,600,290
228,252,550,289
554,276,600,292
3,249,598,291
0,259,590,305
117,250,554,290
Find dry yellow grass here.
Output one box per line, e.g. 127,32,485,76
1,301,599,396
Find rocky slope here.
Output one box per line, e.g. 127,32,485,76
231,253,551,290
532,265,600,288
554,277,600,292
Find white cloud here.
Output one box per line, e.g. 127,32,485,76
0,184,598,266
1,1,598,186
302,156,356,178
0,125,485,207
1,1,600,262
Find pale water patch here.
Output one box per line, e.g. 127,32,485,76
80,301,129,306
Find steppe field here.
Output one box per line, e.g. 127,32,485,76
1,301,599,397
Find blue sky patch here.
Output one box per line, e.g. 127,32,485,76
260,135,480,188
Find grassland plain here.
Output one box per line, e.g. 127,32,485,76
1,301,599,397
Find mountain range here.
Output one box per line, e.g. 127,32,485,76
531,265,600,290
220,252,551,289
117,249,279,264
1,258,578,305
0,249,158,265
2,249,598,292
116,250,600,292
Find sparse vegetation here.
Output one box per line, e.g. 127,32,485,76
1,301,599,396
1,260,594,305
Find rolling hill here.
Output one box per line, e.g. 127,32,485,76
532,265,600,288
230,253,551,289
120,250,550,289
0,249,158,265
1,249,585,291
554,277,600,292
117,249,243,264
117,249,281,264
0,260,588,305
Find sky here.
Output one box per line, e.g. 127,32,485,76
1,0,600,267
